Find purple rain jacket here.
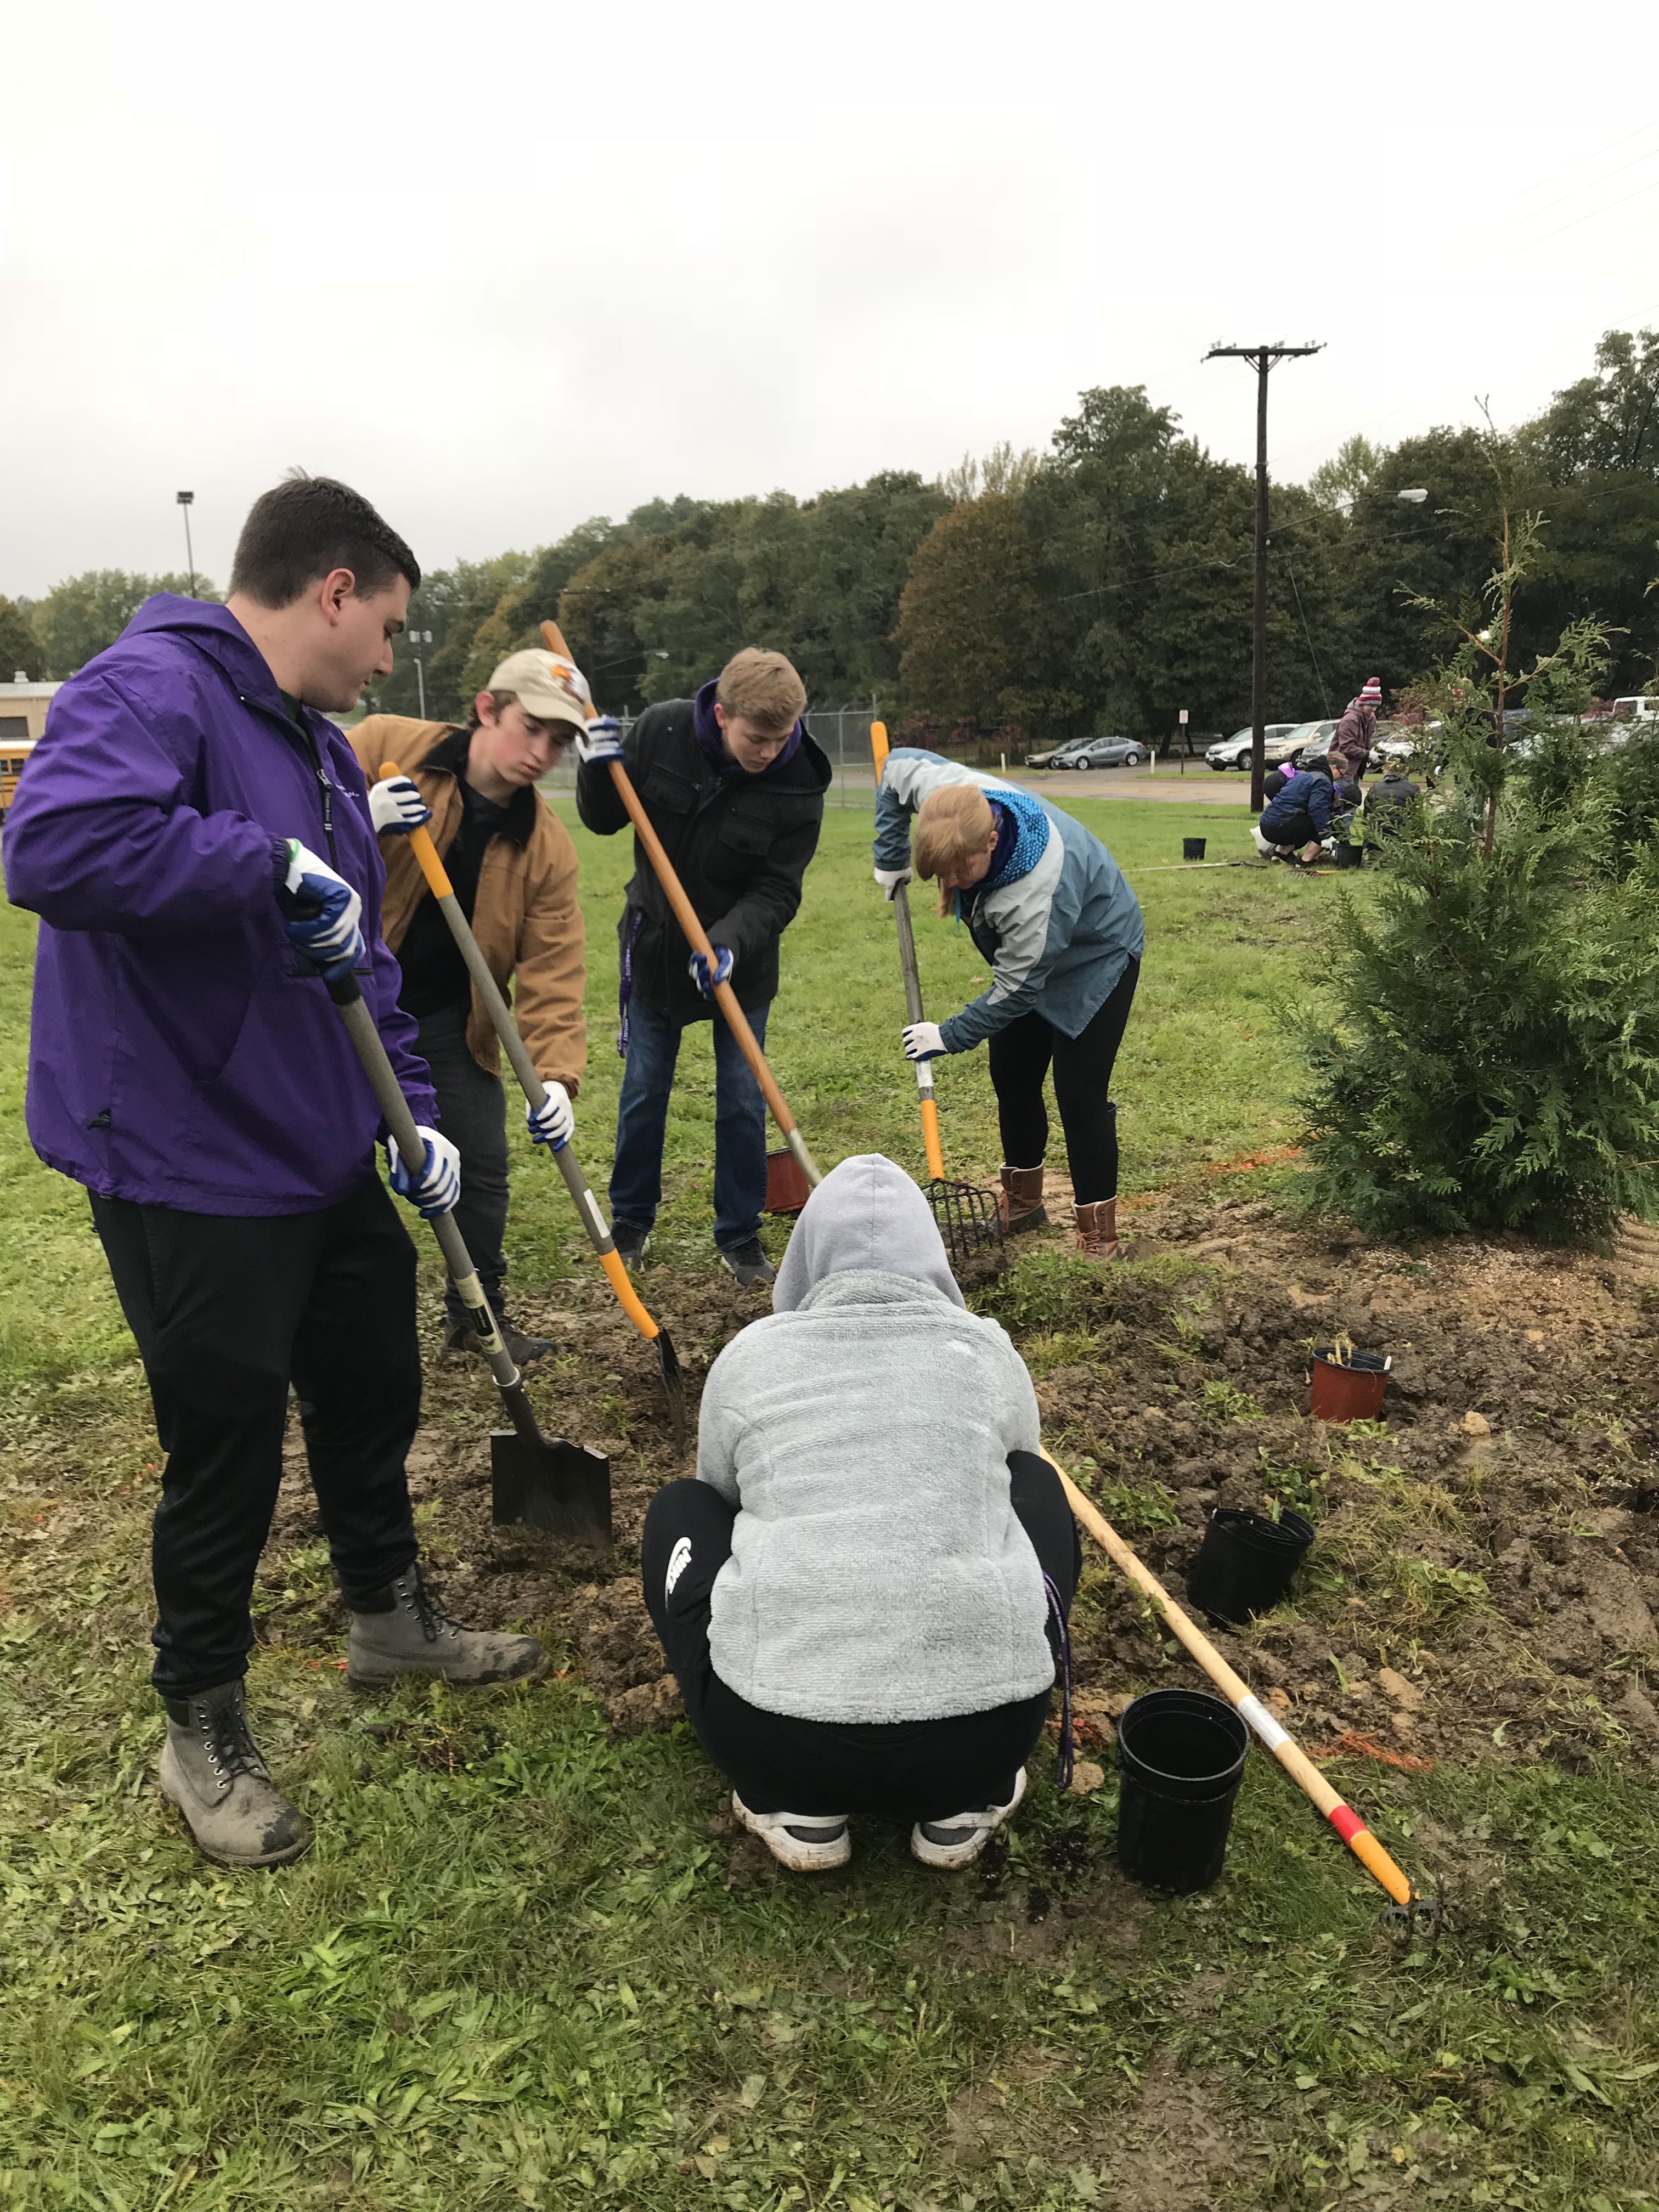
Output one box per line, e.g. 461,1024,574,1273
2,595,437,1216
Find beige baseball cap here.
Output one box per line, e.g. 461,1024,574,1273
486,647,591,735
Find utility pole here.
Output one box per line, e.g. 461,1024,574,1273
1204,342,1323,811
176,490,197,598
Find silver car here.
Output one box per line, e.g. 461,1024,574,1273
1206,723,1301,770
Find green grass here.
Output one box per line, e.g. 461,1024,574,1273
9,800,1657,2210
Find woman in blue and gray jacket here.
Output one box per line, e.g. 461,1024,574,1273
873,752,1143,1257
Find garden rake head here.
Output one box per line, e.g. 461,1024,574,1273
927,1176,1005,1273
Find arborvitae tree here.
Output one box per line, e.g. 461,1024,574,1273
1299,495,1659,1245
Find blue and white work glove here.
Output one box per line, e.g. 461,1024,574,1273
386,1126,461,1217
368,775,432,836
524,1082,575,1150
902,1021,947,1062
574,716,624,766
280,840,364,981
689,945,735,998
873,865,912,899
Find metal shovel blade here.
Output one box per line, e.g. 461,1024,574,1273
654,1327,688,1451
491,1428,613,1551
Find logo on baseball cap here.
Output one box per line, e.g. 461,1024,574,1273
487,648,592,735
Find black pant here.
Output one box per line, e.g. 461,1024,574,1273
91,1176,422,1697
642,1453,1081,1821
987,956,1139,1205
1261,805,1321,848
416,1002,511,1329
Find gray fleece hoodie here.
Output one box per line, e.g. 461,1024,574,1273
696,1154,1053,1725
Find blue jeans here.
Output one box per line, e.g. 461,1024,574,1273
610,997,771,1252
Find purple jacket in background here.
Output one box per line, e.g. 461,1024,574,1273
2,595,437,1215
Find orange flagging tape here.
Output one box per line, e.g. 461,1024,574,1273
1310,1729,1436,1773
1121,1142,1304,1212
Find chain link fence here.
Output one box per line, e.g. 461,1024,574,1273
538,706,884,806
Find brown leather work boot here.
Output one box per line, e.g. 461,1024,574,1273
997,1164,1047,1233
1075,1199,1122,1260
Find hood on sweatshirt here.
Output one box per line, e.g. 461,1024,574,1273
119,594,290,707
771,1153,966,1312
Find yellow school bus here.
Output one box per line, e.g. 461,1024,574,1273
0,735,35,814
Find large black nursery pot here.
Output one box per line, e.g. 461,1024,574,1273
1115,1689,1249,1894
1186,1506,1314,1627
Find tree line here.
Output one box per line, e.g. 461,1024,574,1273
7,329,1656,743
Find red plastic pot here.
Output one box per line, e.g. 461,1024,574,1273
1310,1347,1388,1423
765,1147,811,1216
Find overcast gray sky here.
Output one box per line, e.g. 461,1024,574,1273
4,0,1657,599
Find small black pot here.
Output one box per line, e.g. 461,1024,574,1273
1116,1689,1249,1894
1186,1506,1314,1626
1183,836,1207,861
1334,840,1363,870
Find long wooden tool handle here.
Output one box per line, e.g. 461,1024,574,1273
385,766,666,1348
870,721,945,1180
1041,1446,1417,1907
539,619,821,1191
323,975,538,1443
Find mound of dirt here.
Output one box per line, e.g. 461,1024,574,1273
258,1183,1659,1778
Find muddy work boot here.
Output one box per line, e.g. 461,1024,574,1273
443,1313,553,1365
1075,1198,1123,1261
997,1164,1047,1234
720,1238,776,1290
347,1564,548,1691
732,1791,851,1872
159,1679,311,1869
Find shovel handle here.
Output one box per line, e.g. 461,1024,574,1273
537,622,821,1190
870,721,945,1181
379,763,667,1348
323,974,537,1440
1040,1446,1418,1909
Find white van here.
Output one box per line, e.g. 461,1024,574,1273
1612,697,1658,721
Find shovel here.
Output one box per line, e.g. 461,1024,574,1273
377,761,687,1448
539,618,822,1195
321,966,613,1550
867,722,1002,1271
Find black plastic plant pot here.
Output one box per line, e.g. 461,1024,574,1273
1183,836,1207,861
1186,1506,1315,1627
1116,1689,1250,1894
1334,840,1363,870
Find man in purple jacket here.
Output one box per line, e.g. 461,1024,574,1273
4,476,545,1871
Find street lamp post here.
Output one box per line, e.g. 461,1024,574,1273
176,492,197,598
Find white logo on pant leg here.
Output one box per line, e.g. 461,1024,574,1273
665,1536,693,1599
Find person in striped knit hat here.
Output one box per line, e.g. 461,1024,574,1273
1329,676,1383,780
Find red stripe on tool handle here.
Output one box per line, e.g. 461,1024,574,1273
1327,1803,1367,1846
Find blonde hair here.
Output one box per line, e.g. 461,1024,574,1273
716,647,806,733
913,783,997,912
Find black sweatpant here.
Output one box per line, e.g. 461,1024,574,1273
987,956,1139,1205
91,1175,422,1698
642,1452,1081,1822
415,1001,512,1331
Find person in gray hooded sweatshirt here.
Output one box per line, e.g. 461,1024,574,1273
641,1154,1080,1873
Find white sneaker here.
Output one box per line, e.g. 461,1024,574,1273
732,1790,850,1872
910,1763,1028,1869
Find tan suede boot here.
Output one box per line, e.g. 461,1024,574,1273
1074,1199,1122,1260
997,1164,1047,1233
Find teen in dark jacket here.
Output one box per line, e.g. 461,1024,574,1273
1255,751,1338,860
575,650,830,1286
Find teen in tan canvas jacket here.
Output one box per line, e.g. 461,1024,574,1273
353,647,588,1361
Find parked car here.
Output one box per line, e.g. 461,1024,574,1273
1281,718,1338,767
1063,735,1148,770
1612,696,1659,723
1205,723,1301,771
1025,738,1092,769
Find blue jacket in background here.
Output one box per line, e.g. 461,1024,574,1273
3,596,436,1215
872,750,1144,1052
1260,756,1335,842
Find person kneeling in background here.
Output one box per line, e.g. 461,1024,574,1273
641,1154,1079,1873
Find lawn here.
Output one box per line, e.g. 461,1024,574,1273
3,794,1655,2212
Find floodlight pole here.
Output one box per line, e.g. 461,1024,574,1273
1204,343,1323,811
